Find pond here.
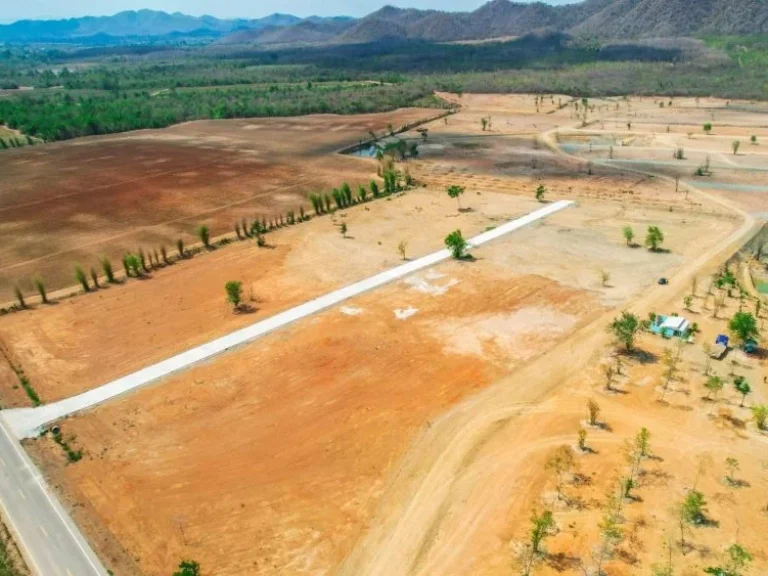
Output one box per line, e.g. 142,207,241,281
346,145,378,158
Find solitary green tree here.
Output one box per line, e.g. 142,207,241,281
703,123,713,134
101,257,116,283
732,140,741,155
705,375,724,400
728,311,759,346
74,265,89,292
733,376,751,407
645,226,665,251
33,278,48,304
523,508,555,575
225,281,243,311
594,509,623,576
587,399,601,426
446,185,465,210
445,230,468,260
546,445,575,501
125,254,142,277
173,560,200,576
609,311,645,351
341,182,353,205
635,427,651,458
529,509,555,555
751,404,768,430
340,222,348,238
138,248,149,273
397,240,408,260
535,184,547,203
578,427,588,451
622,225,635,246
13,285,26,309
704,544,752,576
177,238,185,258
724,457,740,486
198,225,211,249
680,490,707,525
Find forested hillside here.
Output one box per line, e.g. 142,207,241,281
224,0,768,45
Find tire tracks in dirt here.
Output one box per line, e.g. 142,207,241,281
336,121,760,576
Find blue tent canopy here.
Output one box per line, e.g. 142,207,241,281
715,334,729,347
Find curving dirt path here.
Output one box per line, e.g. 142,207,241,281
336,121,760,576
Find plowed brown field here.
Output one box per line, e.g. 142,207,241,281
0,109,433,302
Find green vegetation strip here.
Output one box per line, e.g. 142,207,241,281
51,430,82,463
0,349,41,407
0,530,25,576
3,34,768,143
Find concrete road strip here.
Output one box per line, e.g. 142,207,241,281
3,200,574,439
0,199,572,576
0,420,108,576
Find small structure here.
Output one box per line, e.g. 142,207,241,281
650,314,691,339
710,334,729,359
743,338,759,354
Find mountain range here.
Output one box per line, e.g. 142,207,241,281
2,0,767,45
322,0,768,45
0,10,350,43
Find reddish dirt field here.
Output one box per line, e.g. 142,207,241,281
20,190,734,576
6,94,765,576
30,262,599,576
0,108,434,302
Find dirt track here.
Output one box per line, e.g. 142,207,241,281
338,102,761,575
10,94,768,576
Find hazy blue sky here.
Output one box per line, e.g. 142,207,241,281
3,0,574,23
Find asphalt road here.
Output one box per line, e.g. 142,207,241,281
0,419,108,576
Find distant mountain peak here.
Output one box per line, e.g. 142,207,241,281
3,0,768,45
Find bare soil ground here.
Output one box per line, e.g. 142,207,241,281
0,109,433,302
7,94,767,576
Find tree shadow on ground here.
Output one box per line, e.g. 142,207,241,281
724,477,751,489
545,552,581,573
234,304,258,315
593,421,613,432
622,348,659,365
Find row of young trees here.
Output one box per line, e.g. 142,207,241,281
0,133,36,150
9,165,418,312
523,398,757,576
308,172,408,217
11,227,216,310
